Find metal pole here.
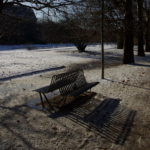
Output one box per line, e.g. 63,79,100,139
101,0,104,79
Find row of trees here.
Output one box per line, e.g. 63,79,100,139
38,0,119,51
0,0,150,64
75,0,149,63
47,0,150,64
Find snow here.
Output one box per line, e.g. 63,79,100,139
0,43,117,51
0,43,150,149
0,44,74,51
0,43,117,81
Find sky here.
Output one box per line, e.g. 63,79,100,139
34,9,61,22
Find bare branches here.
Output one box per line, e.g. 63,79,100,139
0,0,85,14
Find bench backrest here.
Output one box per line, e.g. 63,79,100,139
48,69,87,96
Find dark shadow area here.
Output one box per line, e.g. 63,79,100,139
68,59,122,71
105,78,150,91
83,51,101,55
48,96,136,145
66,54,101,60
0,66,65,81
64,50,123,61
0,93,95,149
0,93,136,147
129,63,150,67
32,92,97,112
66,51,149,71
83,48,118,55
60,92,97,110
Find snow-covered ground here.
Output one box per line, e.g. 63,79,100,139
0,43,116,51
0,43,117,81
0,43,150,150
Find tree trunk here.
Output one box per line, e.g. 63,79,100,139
138,36,145,56
117,27,123,49
117,35,124,49
122,0,134,64
145,11,150,52
137,0,145,56
145,31,148,52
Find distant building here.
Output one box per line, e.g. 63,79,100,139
2,4,37,21
0,4,39,44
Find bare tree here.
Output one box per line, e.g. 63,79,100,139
0,0,84,16
122,0,134,63
46,2,98,52
58,15,97,52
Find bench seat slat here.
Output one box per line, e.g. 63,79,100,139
33,85,50,93
33,84,58,93
67,82,99,97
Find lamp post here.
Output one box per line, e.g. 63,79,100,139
101,0,104,79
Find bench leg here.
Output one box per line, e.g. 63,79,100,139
57,96,67,108
39,93,45,109
56,96,64,108
63,96,67,106
43,93,55,111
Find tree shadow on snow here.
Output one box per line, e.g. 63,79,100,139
105,78,150,91
0,66,65,81
129,63,150,67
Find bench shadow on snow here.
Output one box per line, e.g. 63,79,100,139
48,94,136,145
0,92,136,147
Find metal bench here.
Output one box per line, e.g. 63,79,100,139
34,69,99,111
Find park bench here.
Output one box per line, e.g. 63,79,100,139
34,69,99,111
